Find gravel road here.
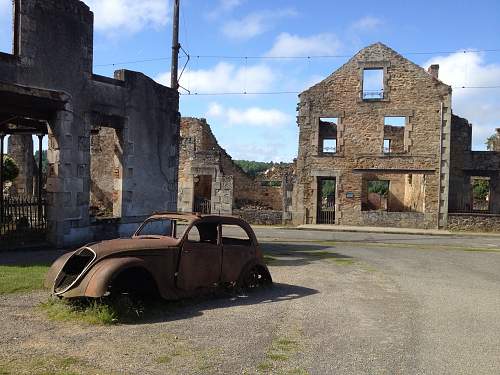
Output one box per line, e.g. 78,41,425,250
1,230,499,374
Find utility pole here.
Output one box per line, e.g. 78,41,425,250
171,0,180,90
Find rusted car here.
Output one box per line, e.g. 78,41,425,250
45,213,272,299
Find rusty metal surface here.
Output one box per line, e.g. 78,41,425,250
45,213,271,299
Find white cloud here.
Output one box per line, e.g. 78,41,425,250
350,16,383,32
206,102,292,128
424,51,500,150
266,32,342,58
85,0,169,34
207,0,244,19
225,143,291,162
156,62,276,93
222,9,297,40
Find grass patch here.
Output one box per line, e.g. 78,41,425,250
0,264,49,294
264,255,279,265
0,355,111,375
40,297,118,325
258,336,301,373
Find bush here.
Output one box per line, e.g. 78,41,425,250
2,156,19,182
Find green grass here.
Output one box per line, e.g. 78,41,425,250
40,298,118,325
0,264,49,294
0,355,111,375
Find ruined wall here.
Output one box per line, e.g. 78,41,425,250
448,213,500,232
292,43,451,229
0,0,179,247
178,118,283,213
449,115,500,215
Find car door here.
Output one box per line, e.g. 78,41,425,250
221,222,255,282
176,221,222,291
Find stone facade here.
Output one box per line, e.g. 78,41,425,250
291,43,452,229
448,213,500,232
178,118,283,219
449,116,500,215
0,0,179,247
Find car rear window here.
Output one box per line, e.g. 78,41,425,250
221,224,252,246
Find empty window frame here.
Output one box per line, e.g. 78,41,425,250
383,139,391,154
384,116,406,153
471,177,490,212
319,117,338,155
362,68,384,99
0,1,14,53
221,225,252,246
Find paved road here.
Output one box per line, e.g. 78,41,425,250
1,229,499,374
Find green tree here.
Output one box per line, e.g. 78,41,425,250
1,156,19,182
473,179,489,200
485,134,496,151
368,181,389,196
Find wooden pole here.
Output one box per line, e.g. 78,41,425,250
170,0,180,90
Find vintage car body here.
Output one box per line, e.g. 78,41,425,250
44,213,272,299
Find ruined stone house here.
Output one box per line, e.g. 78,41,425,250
178,118,285,224
0,0,179,247
291,42,500,231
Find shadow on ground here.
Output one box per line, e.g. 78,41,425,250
102,282,319,325
261,242,353,267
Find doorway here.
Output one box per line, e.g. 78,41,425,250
317,177,336,224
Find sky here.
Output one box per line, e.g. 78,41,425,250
1,0,500,161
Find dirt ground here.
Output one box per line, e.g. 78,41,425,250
1,232,500,374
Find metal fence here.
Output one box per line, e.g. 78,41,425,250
193,198,211,214
317,205,335,224
0,195,47,249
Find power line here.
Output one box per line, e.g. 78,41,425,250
94,48,500,68
180,85,500,97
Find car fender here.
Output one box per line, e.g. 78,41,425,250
62,257,152,298
237,258,273,286
44,251,75,290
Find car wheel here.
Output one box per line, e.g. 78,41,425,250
239,265,272,291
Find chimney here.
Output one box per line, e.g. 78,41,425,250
428,64,439,79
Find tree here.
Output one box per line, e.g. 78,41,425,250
1,156,19,182
485,134,497,151
473,179,489,201
368,180,389,196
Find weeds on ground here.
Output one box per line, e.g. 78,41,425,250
0,264,49,294
40,297,118,325
0,355,111,375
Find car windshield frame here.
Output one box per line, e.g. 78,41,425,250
133,217,192,239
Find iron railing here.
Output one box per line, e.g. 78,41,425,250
0,195,47,249
194,198,211,214
317,205,335,224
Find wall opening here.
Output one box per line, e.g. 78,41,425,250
317,177,336,224
193,174,212,214
362,174,426,212
90,126,123,219
383,139,391,154
471,176,490,212
384,116,406,153
319,117,338,155
0,0,16,54
362,68,384,99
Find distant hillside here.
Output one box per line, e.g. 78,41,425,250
234,160,292,178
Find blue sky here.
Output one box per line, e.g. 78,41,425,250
1,0,500,160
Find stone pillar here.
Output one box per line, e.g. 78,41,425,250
7,134,36,196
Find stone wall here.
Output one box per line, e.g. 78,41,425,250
448,213,500,232
7,134,36,195
178,118,283,214
0,0,179,247
233,209,282,225
292,43,451,229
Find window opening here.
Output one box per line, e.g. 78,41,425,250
90,126,123,219
471,177,490,212
319,117,338,155
0,0,14,53
221,224,251,246
383,139,391,154
362,69,384,99
363,180,389,211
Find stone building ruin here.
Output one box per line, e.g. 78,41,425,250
0,0,179,248
178,118,288,224
291,43,500,231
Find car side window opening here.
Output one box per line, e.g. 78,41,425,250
187,222,218,244
136,219,190,239
221,224,252,246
